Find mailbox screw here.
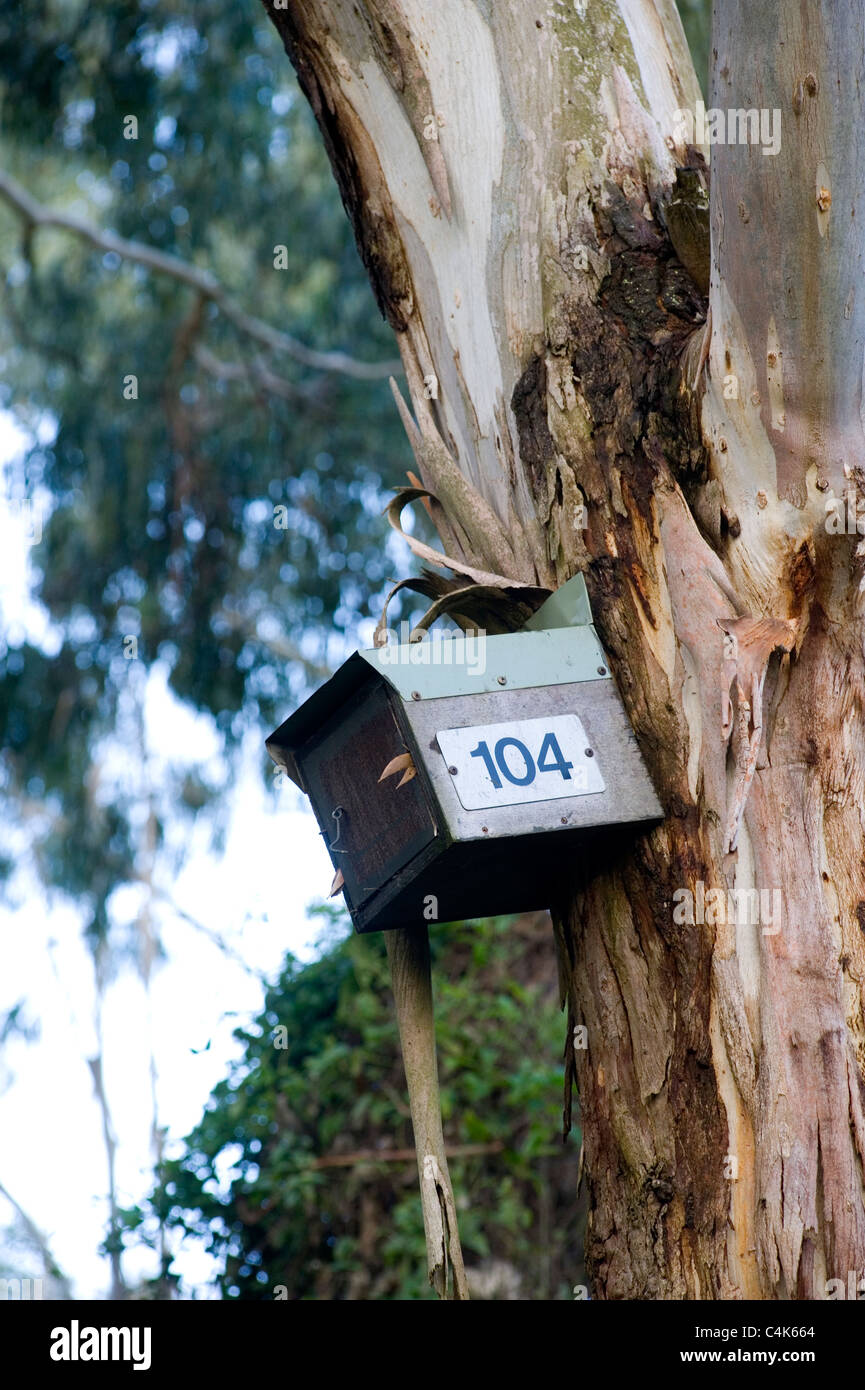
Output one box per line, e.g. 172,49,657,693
411,690,421,700
560,816,568,824
496,675,507,685
448,765,458,775
481,825,489,834
597,666,607,676
585,748,594,757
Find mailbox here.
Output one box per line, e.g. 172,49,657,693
266,576,662,932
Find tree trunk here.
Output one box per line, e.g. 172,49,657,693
264,0,865,1297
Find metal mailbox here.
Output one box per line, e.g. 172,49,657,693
266,576,662,932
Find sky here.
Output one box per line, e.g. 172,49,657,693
0,412,338,1299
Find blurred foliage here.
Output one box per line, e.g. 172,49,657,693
678,0,711,96
124,911,583,1300
0,0,413,938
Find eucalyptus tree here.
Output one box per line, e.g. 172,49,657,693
263,0,865,1298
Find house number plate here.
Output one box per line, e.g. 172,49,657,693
436,714,605,811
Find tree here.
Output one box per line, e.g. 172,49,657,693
0,0,408,915
262,0,865,1298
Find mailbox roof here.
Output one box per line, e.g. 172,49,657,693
361,623,608,699
267,632,608,788
265,575,610,788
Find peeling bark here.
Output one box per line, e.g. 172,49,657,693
264,0,865,1298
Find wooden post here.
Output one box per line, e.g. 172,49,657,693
385,923,469,1300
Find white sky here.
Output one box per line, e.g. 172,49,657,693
0,413,338,1298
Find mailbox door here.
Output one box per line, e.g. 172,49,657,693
300,679,438,907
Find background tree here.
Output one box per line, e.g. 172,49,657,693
0,0,407,916
261,0,865,1299
0,0,408,1294
127,911,583,1301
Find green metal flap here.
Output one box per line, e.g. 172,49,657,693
524,573,592,630
360,623,609,700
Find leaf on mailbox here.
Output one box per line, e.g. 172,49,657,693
329,869,345,897
378,752,416,783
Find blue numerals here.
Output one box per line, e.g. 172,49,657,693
469,732,574,788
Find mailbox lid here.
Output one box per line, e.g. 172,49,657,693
361,624,609,701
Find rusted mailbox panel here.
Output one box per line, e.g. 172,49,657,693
267,576,662,932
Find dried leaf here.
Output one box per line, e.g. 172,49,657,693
397,765,417,787
401,444,471,563
373,566,550,649
328,869,345,897
373,573,455,647
408,581,549,637
379,752,415,783
407,470,435,520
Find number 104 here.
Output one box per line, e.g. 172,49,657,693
469,731,585,789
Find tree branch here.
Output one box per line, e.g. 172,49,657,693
0,168,401,381
0,1179,74,1298
151,888,267,981
194,343,325,405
